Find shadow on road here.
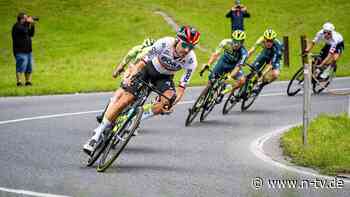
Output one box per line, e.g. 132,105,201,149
104,163,189,174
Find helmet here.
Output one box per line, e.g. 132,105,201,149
231,30,246,41
142,38,156,47
322,22,335,32
263,28,277,40
176,25,200,46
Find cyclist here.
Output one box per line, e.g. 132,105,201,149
83,26,201,155
304,22,344,78
248,28,283,91
199,30,248,99
96,38,156,123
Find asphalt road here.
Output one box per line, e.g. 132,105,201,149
0,78,349,197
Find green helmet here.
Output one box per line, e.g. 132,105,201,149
142,38,156,47
263,28,277,40
231,30,246,41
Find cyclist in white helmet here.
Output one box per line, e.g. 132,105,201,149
305,22,344,70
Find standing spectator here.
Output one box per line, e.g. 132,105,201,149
12,12,35,86
225,0,250,33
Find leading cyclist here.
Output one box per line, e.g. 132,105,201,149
83,26,201,155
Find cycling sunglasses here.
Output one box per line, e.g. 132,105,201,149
323,30,332,35
181,41,195,50
232,39,244,46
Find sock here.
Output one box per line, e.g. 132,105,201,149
141,109,154,121
92,117,111,141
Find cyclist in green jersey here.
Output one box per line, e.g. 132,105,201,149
199,30,248,97
248,28,283,91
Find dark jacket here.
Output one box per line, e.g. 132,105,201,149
11,22,35,55
225,9,250,31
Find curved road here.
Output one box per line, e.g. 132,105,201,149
0,79,349,197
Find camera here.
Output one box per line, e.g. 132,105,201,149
27,15,39,22
31,16,39,21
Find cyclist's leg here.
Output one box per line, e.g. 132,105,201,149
84,66,146,149
210,55,234,94
149,76,176,116
230,66,245,92
252,52,266,72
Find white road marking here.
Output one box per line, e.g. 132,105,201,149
0,187,71,197
250,125,350,183
0,110,101,125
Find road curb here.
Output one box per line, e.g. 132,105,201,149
250,124,350,183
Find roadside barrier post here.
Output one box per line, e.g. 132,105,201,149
301,35,310,146
283,36,289,67
348,96,350,117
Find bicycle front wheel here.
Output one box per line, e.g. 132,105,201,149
200,91,216,122
312,66,336,94
185,89,207,126
96,107,143,172
241,80,260,111
287,67,304,96
222,89,239,115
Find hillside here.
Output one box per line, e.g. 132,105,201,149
0,0,349,96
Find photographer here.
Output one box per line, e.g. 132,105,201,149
225,0,250,33
11,12,37,86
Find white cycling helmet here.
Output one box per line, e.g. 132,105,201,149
322,22,335,32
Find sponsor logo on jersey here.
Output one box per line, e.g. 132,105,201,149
158,55,182,71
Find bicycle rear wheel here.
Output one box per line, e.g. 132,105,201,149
185,89,207,126
96,107,143,172
200,91,216,122
287,67,304,96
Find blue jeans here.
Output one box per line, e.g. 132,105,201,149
15,53,33,73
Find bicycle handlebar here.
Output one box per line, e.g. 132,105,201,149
134,78,175,108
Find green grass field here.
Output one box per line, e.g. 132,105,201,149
0,0,349,96
281,113,350,175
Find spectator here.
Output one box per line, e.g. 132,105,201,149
225,0,250,32
11,12,35,86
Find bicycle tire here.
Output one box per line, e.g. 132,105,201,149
96,107,143,172
287,67,304,96
199,90,216,122
185,89,207,126
312,66,336,94
222,89,239,115
241,79,260,111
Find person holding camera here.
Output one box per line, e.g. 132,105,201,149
11,12,37,86
226,0,250,33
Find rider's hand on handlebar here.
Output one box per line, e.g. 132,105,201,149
112,67,124,78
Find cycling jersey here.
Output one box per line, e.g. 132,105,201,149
215,39,248,66
209,39,248,80
119,45,152,68
142,37,197,88
313,30,344,54
251,36,283,70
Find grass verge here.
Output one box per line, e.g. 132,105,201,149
281,113,350,175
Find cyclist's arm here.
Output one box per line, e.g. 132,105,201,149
176,56,197,104
306,30,322,52
117,45,143,70
205,52,220,68
248,36,264,57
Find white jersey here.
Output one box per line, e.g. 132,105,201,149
313,30,344,51
142,37,197,88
